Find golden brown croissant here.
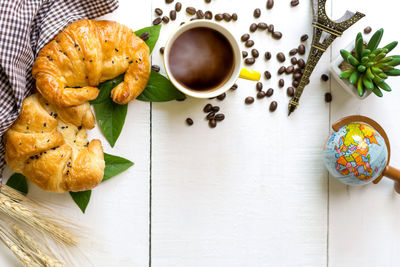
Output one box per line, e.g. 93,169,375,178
4,94,105,193
32,19,151,107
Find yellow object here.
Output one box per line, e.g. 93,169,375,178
239,68,261,81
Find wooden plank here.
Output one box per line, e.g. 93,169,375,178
329,1,400,266
0,0,151,266
151,0,329,266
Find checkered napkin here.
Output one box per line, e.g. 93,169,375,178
0,0,119,183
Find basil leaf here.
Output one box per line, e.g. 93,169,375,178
137,71,186,102
6,173,28,195
134,25,161,53
70,190,91,213
103,153,134,182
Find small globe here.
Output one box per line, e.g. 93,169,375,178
323,122,388,185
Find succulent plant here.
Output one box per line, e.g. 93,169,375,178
339,28,400,97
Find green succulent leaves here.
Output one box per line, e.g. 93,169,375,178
340,28,399,97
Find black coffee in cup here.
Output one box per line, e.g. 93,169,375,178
168,27,234,91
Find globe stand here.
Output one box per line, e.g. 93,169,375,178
333,115,400,194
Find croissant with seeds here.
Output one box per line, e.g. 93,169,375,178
32,19,151,107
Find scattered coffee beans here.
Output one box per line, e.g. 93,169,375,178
196,10,205,19
293,72,302,80
287,87,295,97
250,23,258,32
205,11,213,19
170,10,177,20
155,8,163,16
162,16,170,23
209,119,217,128
215,114,225,121
245,97,255,104
245,40,255,47
166,0,174,3
266,88,274,97
272,31,282,40
257,91,266,99
159,47,165,54
205,0,211,3
264,71,272,79
212,106,220,112
286,66,294,74
232,13,238,21
256,82,263,91
151,65,160,72
290,0,299,7
245,58,256,65
278,79,284,88
186,7,196,15
242,51,248,58
278,66,286,75
241,33,250,42
251,49,259,58
230,84,238,90
297,58,305,68
321,74,329,81
217,93,226,101
269,101,278,112
325,92,332,103
223,13,232,22
364,26,372,34
140,32,149,41
267,0,274,9
289,49,298,56
206,112,216,120
258,22,268,30
291,57,298,65
292,80,299,87
268,24,274,33
153,17,162,25
204,104,213,113
264,51,271,60
175,2,182,11
254,8,261,18
215,13,224,21
277,52,286,62
298,44,306,55
186,118,194,126
301,34,309,42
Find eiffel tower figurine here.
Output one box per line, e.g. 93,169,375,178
288,0,365,116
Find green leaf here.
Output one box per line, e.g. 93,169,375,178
383,41,398,53
372,86,383,97
367,28,384,51
361,49,371,57
389,58,400,66
90,75,124,105
339,69,354,79
387,69,400,76
357,76,365,97
349,71,360,84
347,55,360,67
357,65,366,72
103,153,134,182
356,33,364,59
134,25,161,54
377,81,392,91
340,49,352,62
137,71,186,102
70,190,91,213
6,173,28,195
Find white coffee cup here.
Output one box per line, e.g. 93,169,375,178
163,20,261,99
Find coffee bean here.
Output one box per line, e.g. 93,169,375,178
269,101,278,112
264,71,271,79
242,51,248,58
272,31,282,40
250,23,258,32
205,0,211,3
276,52,286,62
256,82,263,91
215,13,224,21
215,114,225,121
151,65,160,72
230,84,238,90
257,91,266,99
159,47,165,54
241,33,250,42
293,67,301,74
180,22,185,26
364,26,372,34
223,13,232,22
140,32,149,41
278,79,284,88
287,87,295,97
204,104,213,113
162,16,170,23
267,0,274,9
155,8,163,16
245,96,255,104
278,66,286,75
196,10,205,19
291,57,298,65
209,119,217,128
292,80,299,87
245,40,255,48
186,7,196,15
153,17,162,25
207,112,216,120
205,11,213,19
251,49,259,58
321,74,329,81
254,8,261,18
166,0,174,3
170,10,177,20
245,58,256,65
291,0,299,7
212,106,220,112
186,118,193,126
175,2,182,11
258,22,268,30
264,51,271,60
286,66,294,74
293,72,302,80
232,13,238,21
266,88,274,97
268,24,274,33
300,34,309,42
289,49,298,56
217,93,226,101
298,44,306,55
297,58,305,68
325,92,332,103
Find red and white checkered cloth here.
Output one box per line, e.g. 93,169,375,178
0,0,119,182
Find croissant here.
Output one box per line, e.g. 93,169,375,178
4,94,105,193
32,19,151,107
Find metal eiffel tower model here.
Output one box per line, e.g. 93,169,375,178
288,0,365,116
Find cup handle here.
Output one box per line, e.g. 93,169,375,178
239,68,261,81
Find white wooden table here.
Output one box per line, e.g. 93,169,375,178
1,0,400,266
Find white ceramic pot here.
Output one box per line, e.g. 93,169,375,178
330,42,372,99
